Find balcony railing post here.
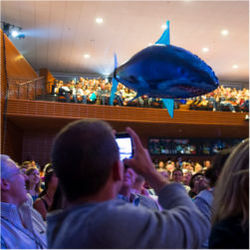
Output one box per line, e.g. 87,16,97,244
27,84,29,99
34,80,37,100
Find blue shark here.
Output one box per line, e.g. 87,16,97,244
109,21,219,118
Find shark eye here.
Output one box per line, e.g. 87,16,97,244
178,67,187,76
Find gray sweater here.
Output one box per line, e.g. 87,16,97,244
47,183,209,248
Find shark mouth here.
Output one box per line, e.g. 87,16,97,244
177,84,208,96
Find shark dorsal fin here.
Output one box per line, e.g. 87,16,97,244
155,20,170,45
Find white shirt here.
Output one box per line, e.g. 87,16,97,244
1,202,47,249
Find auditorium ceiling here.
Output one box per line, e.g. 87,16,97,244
1,0,249,82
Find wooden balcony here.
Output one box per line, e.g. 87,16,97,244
6,99,249,139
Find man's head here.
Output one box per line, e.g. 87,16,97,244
1,155,28,205
51,119,121,202
172,168,183,183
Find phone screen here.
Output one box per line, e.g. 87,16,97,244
115,136,133,161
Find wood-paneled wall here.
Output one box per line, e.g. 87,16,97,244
39,68,55,93
1,29,38,154
0,29,37,80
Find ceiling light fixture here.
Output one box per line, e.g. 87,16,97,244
1,21,25,39
221,29,229,36
96,18,103,24
232,64,239,69
84,54,90,59
202,47,209,52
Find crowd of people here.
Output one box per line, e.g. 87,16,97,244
1,119,249,249
50,78,249,112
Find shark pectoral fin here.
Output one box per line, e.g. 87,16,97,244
109,53,118,106
155,20,170,45
162,98,174,118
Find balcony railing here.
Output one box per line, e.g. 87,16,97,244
8,76,46,100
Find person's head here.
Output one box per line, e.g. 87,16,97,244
44,167,58,192
212,139,249,229
189,173,208,194
158,161,165,169
205,148,232,188
122,167,136,189
26,167,41,192
183,171,193,185
194,162,203,173
1,155,28,205
21,160,32,169
172,168,183,183
204,160,211,169
51,119,122,202
132,175,145,193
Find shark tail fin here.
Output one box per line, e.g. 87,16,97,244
155,20,170,45
162,98,174,118
109,53,118,106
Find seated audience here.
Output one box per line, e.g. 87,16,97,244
33,165,58,220
1,155,47,249
47,119,209,248
50,77,249,113
26,167,42,201
209,139,249,249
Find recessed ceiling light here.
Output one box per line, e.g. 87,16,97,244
202,47,209,52
232,64,239,69
96,18,103,24
84,54,90,59
221,29,229,36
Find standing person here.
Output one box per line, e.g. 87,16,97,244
33,166,58,220
1,155,47,249
193,148,232,248
26,167,42,202
209,139,249,249
47,119,209,248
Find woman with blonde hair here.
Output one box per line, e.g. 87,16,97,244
26,167,42,202
209,139,249,249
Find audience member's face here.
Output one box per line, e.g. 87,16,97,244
7,166,28,205
27,169,40,185
122,168,136,188
172,170,183,183
204,160,211,168
193,175,208,193
183,172,192,185
158,161,164,169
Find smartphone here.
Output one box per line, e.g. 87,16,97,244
115,132,133,161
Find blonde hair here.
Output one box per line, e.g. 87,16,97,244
26,166,42,193
212,139,249,229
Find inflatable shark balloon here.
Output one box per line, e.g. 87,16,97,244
109,20,219,118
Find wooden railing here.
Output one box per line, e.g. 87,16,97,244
8,76,46,100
